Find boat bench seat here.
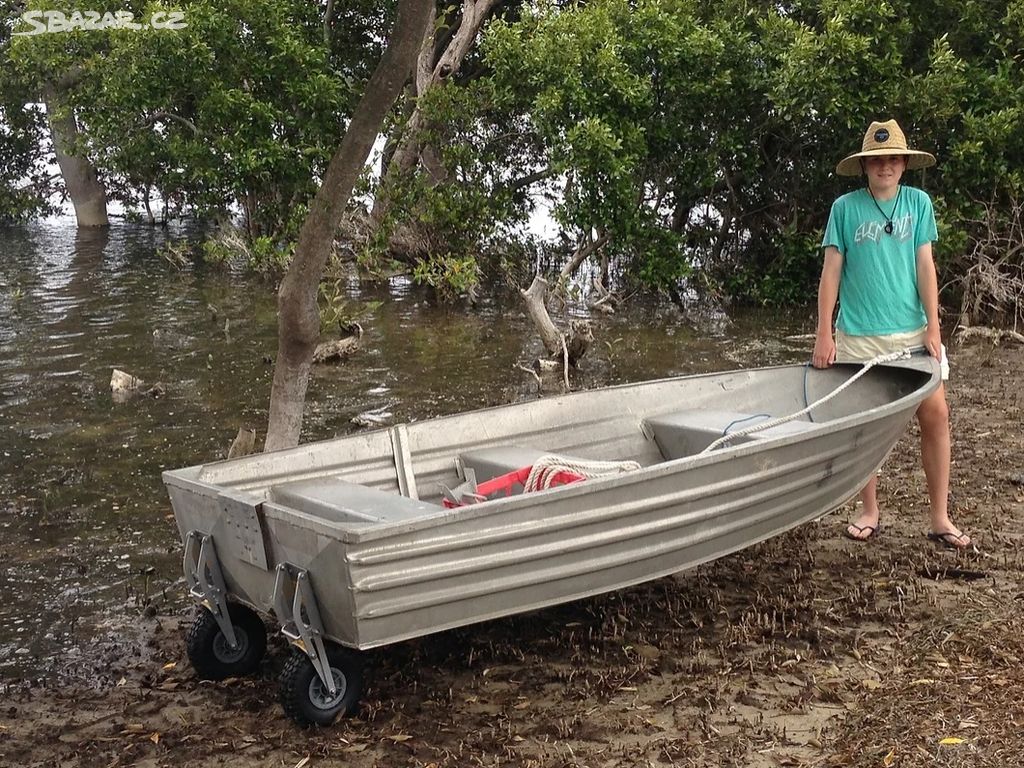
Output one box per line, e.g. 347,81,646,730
269,477,440,524
646,409,816,460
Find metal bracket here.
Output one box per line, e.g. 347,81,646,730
218,491,268,570
441,467,485,506
390,424,419,499
273,563,336,695
182,530,239,649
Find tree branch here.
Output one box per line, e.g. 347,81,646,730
324,0,335,45
372,0,503,223
559,231,610,282
497,168,552,197
144,111,201,135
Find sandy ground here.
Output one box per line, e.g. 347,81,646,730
1,342,1021,768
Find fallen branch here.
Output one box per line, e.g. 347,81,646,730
587,275,619,314
514,363,542,387
521,276,563,357
952,193,1024,330
954,325,1024,346
313,323,363,363
312,336,360,363
521,277,594,378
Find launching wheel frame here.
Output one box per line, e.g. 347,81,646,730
182,531,267,678
279,644,364,726
273,562,366,726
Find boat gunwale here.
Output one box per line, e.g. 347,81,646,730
159,361,846,484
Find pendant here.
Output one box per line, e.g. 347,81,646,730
884,221,894,235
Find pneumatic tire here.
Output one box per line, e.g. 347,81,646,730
185,604,267,680
279,645,364,727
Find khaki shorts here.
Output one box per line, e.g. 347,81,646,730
836,327,949,380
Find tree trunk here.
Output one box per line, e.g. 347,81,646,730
371,0,502,226
44,86,108,227
521,277,593,385
264,0,434,452
521,276,563,357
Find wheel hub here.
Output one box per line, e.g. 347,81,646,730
212,626,249,663
308,667,348,710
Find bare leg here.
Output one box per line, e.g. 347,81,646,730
846,474,881,539
917,385,970,546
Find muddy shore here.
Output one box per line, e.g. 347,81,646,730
2,342,1021,768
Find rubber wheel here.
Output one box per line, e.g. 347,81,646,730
185,604,267,680
279,645,364,727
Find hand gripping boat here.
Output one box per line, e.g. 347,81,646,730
163,355,939,725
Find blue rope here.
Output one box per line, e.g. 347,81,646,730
723,413,772,435
803,363,815,423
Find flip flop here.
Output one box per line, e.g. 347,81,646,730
843,522,880,541
927,531,972,550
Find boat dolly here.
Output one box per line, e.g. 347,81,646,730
183,529,362,725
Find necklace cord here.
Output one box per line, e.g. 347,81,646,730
868,184,902,233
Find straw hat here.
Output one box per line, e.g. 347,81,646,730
836,119,936,176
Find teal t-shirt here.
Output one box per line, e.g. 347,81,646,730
821,186,937,336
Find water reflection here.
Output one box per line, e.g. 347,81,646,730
0,220,814,680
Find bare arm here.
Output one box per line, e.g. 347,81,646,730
915,241,942,358
812,246,843,368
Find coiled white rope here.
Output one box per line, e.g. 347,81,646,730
523,454,641,492
699,347,920,455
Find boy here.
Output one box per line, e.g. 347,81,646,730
812,119,971,549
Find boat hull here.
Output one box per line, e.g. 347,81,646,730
164,359,939,649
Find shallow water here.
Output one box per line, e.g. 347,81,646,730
0,220,815,680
